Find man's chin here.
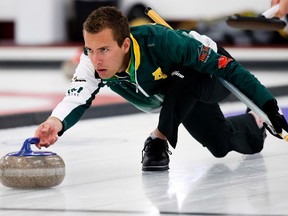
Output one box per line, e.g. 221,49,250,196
96,71,113,79
98,74,113,79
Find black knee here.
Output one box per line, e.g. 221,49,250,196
206,143,230,158
209,149,229,158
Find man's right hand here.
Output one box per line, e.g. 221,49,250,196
262,99,288,139
34,116,63,149
272,0,288,18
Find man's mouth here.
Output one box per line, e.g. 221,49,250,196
96,69,106,74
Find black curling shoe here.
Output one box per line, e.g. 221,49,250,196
141,137,171,171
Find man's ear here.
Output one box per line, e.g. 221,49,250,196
123,37,130,53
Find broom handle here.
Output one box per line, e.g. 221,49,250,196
145,7,173,29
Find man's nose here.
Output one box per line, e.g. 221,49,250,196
91,53,102,66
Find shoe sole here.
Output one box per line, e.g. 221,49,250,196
142,165,169,171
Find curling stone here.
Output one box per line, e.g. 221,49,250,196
0,137,65,189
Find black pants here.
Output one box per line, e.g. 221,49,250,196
157,49,264,157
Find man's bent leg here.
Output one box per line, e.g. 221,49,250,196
182,102,265,157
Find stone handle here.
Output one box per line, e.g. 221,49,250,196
8,137,56,156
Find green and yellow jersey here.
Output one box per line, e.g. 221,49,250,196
52,24,274,135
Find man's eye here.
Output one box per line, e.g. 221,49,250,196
101,48,108,52
87,48,93,53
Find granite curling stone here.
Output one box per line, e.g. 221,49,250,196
0,137,65,189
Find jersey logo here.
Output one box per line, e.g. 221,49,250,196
67,87,83,96
152,68,167,80
198,45,211,63
218,55,233,69
72,76,86,82
171,71,184,78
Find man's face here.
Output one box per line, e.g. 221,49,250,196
83,28,130,79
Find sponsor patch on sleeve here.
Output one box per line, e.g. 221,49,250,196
218,55,233,69
72,76,86,82
198,45,211,63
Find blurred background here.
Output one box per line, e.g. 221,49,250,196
0,0,287,129
0,0,288,46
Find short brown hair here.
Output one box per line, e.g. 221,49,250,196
83,6,130,47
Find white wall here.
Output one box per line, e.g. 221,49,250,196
0,0,17,20
15,0,68,45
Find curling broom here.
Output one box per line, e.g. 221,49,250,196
226,4,286,31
